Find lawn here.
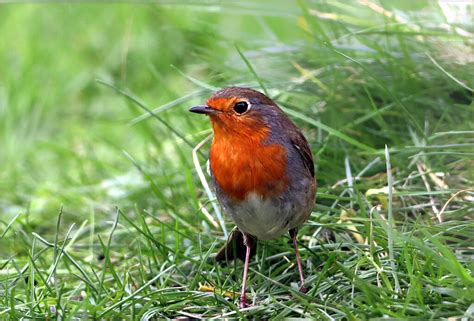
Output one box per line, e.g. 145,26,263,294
0,1,473,319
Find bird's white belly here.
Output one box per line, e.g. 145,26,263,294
226,192,303,240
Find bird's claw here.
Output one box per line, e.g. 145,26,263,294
239,297,249,309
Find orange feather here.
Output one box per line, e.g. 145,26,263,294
209,110,288,201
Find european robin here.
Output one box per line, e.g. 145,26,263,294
189,87,316,308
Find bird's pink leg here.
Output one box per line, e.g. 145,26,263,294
289,228,307,293
239,233,251,308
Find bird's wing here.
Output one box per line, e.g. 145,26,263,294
290,130,315,178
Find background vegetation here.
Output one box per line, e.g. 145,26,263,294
1,1,473,319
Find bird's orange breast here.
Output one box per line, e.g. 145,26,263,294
209,124,289,201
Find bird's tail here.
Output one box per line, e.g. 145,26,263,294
215,227,257,263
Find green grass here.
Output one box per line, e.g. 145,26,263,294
1,1,473,319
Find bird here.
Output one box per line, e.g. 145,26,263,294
189,87,316,308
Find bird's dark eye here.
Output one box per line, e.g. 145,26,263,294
233,101,249,114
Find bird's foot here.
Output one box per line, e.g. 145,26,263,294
239,297,249,309
299,285,308,294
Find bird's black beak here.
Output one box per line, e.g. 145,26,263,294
188,105,215,115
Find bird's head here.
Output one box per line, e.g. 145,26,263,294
189,87,278,138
